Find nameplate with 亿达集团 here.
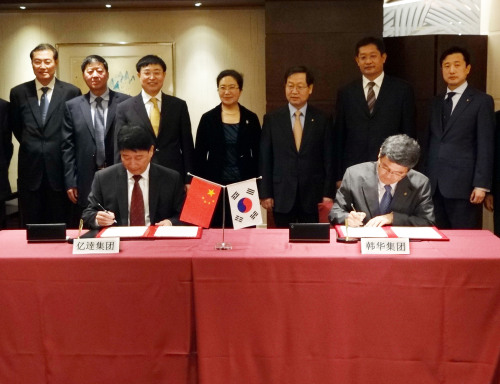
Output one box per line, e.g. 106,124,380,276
72,237,120,254
361,237,410,255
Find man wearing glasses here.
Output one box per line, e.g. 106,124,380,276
114,55,194,190
330,134,435,227
259,66,334,227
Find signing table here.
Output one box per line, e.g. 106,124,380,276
1,229,499,384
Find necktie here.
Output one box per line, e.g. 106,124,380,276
379,184,393,215
367,82,376,114
94,97,106,168
130,175,145,226
150,97,160,137
293,110,302,151
442,91,456,127
40,87,49,124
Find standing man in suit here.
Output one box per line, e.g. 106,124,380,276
0,98,12,228
10,43,81,226
330,134,434,227
426,46,495,229
62,55,130,226
334,36,415,183
82,124,185,229
115,55,194,188
259,66,334,227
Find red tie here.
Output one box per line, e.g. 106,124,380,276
130,175,145,226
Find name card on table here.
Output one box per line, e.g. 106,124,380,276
361,237,410,255
72,237,120,254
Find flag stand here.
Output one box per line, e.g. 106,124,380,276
215,187,232,250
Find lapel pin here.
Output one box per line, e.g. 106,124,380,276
246,120,249,124
404,192,407,196
311,118,314,122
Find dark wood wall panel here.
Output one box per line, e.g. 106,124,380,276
384,35,488,162
265,0,383,114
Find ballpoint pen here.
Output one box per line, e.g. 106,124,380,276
97,203,118,224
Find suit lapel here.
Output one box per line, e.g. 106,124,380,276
361,163,380,218
45,79,63,126
148,165,159,224
279,107,296,152
117,166,129,226
26,82,44,129
355,79,371,116
301,107,318,152
133,95,154,134
80,93,95,140
443,86,474,134
391,176,413,212
105,90,117,135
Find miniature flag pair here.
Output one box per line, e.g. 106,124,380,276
180,176,262,229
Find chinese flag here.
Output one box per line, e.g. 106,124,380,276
180,176,221,228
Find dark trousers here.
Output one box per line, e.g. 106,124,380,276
273,191,319,228
432,186,482,229
19,175,69,227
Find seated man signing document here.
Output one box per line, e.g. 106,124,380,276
82,125,185,229
329,134,435,227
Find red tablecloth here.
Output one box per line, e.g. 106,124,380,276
0,229,499,384
0,231,197,384
192,229,500,384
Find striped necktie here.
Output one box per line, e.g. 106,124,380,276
367,82,376,114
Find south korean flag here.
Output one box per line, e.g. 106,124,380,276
226,178,263,230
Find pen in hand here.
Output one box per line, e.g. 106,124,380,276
97,203,118,224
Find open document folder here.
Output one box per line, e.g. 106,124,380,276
96,226,202,239
334,225,449,241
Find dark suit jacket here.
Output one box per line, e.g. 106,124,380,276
334,75,415,180
62,90,130,207
114,93,194,183
330,161,435,226
259,104,335,214
0,99,12,201
82,162,185,229
9,78,81,191
425,85,495,199
194,103,261,184
493,111,500,236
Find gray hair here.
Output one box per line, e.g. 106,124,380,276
379,134,420,169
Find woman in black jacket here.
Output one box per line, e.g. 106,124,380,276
194,69,261,227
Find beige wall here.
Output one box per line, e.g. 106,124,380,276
488,0,500,110
0,8,266,189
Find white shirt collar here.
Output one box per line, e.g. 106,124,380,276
446,81,468,96
126,163,150,181
90,88,110,103
35,77,56,91
142,90,162,104
362,72,384,89
288,103,307,117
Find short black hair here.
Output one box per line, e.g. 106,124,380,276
117,125,154,152
136,55,166,73
439,46,471,66
355,36,385,56
379,134,420,169
284,65,314,86
217,69,244,90
81,54,108,72
30,43,58,61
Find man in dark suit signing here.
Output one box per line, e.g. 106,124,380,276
0,98,12,228
330,134,434,227
425,46,495,229
10,43,81,226
334,36,415,184
82,124,185,229
62,55,130,226
115,55,194,188
259,66,335,227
